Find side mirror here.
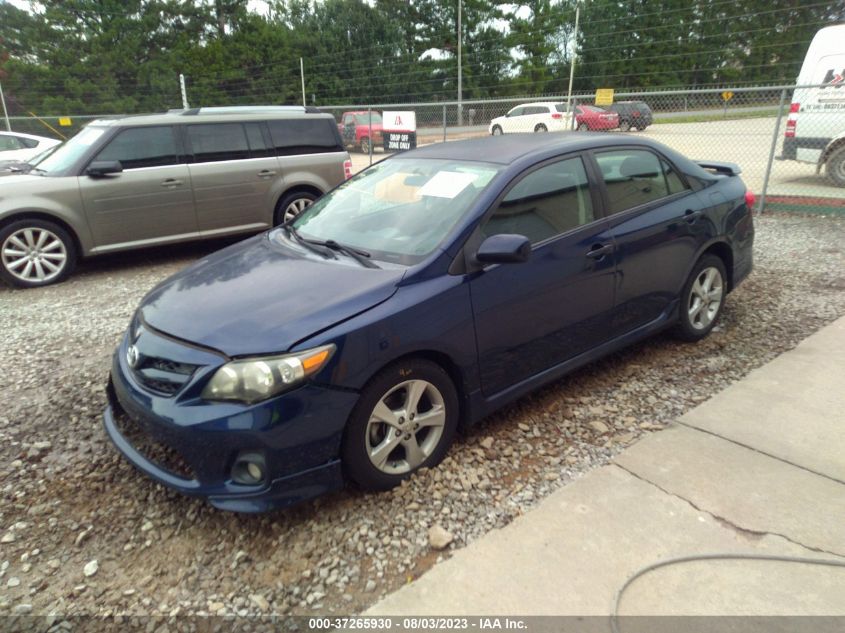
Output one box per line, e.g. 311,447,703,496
475,234,531,265
86,160,123,177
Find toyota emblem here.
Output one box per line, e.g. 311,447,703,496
126,345,140,369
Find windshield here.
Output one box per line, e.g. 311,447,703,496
278,158,501,265
354,113,383,125
35,126,106,174
28,143,62,165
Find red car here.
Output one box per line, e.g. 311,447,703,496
574,105,619,131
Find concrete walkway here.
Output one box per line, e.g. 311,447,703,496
368,316,845,619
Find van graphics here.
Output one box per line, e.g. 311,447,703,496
821,68,844,88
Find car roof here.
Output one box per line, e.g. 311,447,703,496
85,110,336,128
0,130,54,141
514,102,561,108
402,133,668,165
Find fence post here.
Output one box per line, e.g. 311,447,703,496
179,74,189,109
0,80,11,131
758,88,788,215
368,107,373,166
443,104,447,143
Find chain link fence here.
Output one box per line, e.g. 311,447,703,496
4,85,844,213
319,85,844,213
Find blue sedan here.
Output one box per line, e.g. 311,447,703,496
104,134,754,512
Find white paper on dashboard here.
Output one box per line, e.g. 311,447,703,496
418,171,478,198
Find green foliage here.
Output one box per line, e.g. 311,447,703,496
0,0,843,116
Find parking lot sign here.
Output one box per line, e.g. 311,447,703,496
595,88,614,106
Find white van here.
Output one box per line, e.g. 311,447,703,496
780,24,845,186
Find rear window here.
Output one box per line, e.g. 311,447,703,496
268,118,343,156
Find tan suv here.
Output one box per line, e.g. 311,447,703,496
0,106,352,288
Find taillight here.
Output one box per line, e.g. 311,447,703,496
745,190,756,209
551,113,563,119
785,103,799,138
343,159,352,180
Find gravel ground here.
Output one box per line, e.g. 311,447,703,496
1,213,844,620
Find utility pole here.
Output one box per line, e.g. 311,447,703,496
300,58,306,106
565,1,581,126
0,80,10,131
179,74,189,110
457,0,462,126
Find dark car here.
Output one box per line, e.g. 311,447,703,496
607,101,654,131
104,134,754,512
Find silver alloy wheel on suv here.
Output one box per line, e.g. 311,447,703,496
2,227,67,283
283,197,314,223
0,220,76,287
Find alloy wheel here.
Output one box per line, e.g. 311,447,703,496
283,198,313,223
2,227,68,284
365,379,446,475
687,266,724,330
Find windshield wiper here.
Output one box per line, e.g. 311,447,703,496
316,239,380,269
281,222,380,269
283,224,337,261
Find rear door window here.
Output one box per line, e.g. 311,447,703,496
92,126,179,169
187,123,250,163
267,118,343,156
595,149,688,214
244,122,273,158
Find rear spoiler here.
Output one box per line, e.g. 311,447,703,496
695,160,742,176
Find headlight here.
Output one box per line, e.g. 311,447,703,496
201,344,335,404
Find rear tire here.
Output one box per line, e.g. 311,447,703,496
825,147,845,187
534,124,548,133
342,359,459,491
0,219,77,288
274,191,317,225
673,254,727,342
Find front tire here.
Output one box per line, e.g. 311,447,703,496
673,254,727,342
360,136,371,155
825,147,845,187
0,219,77,288
342,359,459,491
619,120,631,132
274,191,317,225
577,122,589,131
491,125,503,136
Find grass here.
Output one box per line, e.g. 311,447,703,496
652,108,779,125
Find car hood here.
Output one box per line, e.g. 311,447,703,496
140,233,405,357
0,173,47,188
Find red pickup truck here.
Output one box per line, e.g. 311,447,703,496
338,111,384,154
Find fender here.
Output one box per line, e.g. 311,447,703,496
0,180,95,254
819,132,845,173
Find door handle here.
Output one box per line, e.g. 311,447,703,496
161,178,183,187
586,243,614,260
684,209,703,223
257,170,277,178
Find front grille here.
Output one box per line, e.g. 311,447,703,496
131,356,198,396
112,406,196,480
